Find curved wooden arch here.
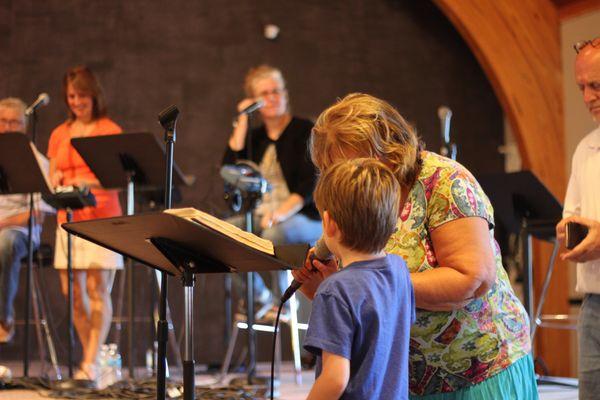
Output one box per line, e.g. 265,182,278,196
434,0,570,376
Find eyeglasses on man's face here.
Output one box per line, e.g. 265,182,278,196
0,118,25,130
574,38,600,54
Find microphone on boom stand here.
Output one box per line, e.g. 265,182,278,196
438,106,457,161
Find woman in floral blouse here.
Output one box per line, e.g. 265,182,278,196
294,93,537,399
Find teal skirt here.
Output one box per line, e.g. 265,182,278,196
409,354,538,400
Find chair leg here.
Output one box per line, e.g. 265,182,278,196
33,265,62,379
30,268,47,372
287,271,302,385
219,323,240,382
531,239,561,341
275,323,282,378
113,269,126,347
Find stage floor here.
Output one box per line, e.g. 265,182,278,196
0,361,579,399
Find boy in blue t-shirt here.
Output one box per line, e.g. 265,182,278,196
300,158,415,400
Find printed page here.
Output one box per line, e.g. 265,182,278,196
164,207,275,255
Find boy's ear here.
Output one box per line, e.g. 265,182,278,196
322,211,338,238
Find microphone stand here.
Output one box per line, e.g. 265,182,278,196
157,106,179,400
66,209,75,378
245,112,257,384
22,107,37,377
438,107,457,161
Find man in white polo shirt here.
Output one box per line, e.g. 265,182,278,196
0,97,48,344
556,37,600,400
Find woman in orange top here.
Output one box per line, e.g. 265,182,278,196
48,66,123,382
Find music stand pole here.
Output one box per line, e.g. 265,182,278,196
126,174,135,378
157,106,179,400
245,212,256,384
183,269,195,400
23,108,38,377
521,220,534,323
66,208,75,378
244,112,256,384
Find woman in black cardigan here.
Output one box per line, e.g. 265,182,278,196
223,65,322,318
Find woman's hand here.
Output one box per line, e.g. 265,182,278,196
411,217,496,311
261,195,304,230
51,169,64,187
49,158,63,187
291,248,338,300
260,210,278,230
237,98,258,114
228,98,256,151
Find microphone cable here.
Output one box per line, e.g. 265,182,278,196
270,299,286,400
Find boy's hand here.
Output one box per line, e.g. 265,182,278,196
311,258,338,280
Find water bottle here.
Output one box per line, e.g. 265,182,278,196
97,344,110,389
145,341,158,377
108,343,123,383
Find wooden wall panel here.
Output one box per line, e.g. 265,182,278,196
554,0,600,20
434,0,572,376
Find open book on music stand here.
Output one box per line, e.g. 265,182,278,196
62,209,308,400
62,210,308,276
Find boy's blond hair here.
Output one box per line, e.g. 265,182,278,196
314,158,400,254
310,93,422,189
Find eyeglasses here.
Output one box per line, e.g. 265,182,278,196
256,88,285,98
574,37,600,54
0,118,25,130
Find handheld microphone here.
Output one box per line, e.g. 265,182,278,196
280,238,332,303
238,99,264,116
25,93,50,116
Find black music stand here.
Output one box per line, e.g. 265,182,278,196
478,172,579,387
478,171,562,319
71,132,194,378
62,212,308,400
0,133,53,377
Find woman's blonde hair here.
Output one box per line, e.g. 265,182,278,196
243,64,286,98
310,93,422,189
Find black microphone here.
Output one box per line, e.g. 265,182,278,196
238,99,264,116
25,93,50,116
280,238,333,304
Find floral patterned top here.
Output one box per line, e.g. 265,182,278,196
386,151,531,396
